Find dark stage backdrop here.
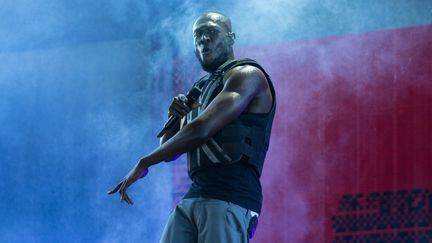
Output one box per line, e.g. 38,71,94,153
172,25,432,242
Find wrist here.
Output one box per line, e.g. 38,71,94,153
139,167,149,178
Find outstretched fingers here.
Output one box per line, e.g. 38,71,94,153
123,193,134,205
107,182,122,195
108,176,137,205
118,180,134,205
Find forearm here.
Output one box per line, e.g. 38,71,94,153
139,120,207,169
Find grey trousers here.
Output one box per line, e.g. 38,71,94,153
160,198,255,243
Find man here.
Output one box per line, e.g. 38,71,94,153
108,11,276,243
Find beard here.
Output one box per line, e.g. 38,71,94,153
200,52,229,72
196,42,232,73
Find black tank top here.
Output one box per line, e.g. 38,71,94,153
184,59,275,214
184,157,263,213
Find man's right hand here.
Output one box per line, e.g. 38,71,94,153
161,94,201,146
168,94,200,118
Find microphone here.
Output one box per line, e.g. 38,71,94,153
157,87,201,138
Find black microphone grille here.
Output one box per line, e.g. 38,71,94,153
186,87,201,102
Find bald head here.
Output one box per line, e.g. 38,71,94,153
193,11,233,33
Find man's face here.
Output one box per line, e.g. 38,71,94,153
193,18,232,72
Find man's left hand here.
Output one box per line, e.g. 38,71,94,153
107,161,149,205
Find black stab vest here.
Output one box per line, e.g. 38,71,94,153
187,58,276,177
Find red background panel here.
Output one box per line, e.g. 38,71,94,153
234,25,432,242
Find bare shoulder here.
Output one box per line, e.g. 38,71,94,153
226,64,266,80
223,64,268,90
223,64,273,113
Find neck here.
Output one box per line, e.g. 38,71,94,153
207,52,235,74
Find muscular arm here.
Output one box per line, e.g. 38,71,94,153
139,65,267,169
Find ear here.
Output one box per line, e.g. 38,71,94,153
227,32,236,45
